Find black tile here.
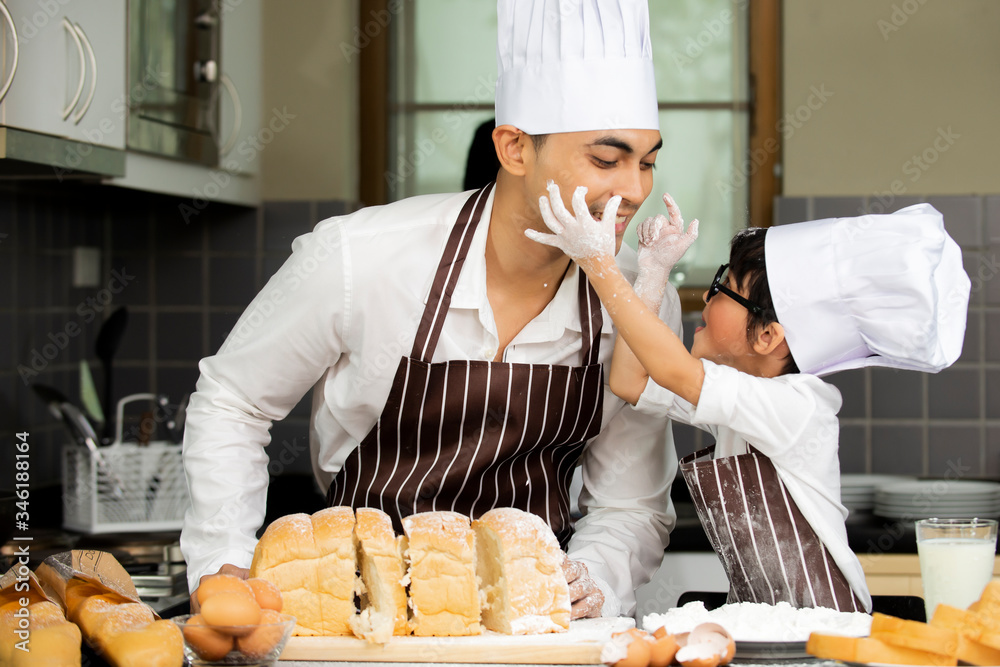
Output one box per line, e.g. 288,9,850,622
263,256,290,282
113,367,153,419
263,201,313,251
871,368,923,419
157,366,201,405
987,196,1000,246
287,388,313,419
209,206,259,253
871,425,924,476
926,196,982,248
988,311,1000,363
928,368,980,419
266,420,313,476
826,369,866,419
838,425,867,474
773,197,808,226
209,257,258,307
155,257,204,307
109,204,151,252
317,201,351,222
209,310,243,354
987,426,1000,478
0,375,15,434
109,257,151,307
115,311,150,362
865,196,922,215
959,310,980,363
987,370,1000,420
155,204,205,253
813,197,865,221
0,251,13,309
671,422,698,459
0,314,12,368
156,313,204,362
928,426,982,478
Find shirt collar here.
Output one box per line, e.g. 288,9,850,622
424,187,613,336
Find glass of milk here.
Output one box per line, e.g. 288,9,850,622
916,518,998,621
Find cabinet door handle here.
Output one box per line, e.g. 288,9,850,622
219,73,242,157
71,22,97,124
0,1,19,104
62,18,86,120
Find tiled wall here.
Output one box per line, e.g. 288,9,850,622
0,181,352,498
673,194,1000,480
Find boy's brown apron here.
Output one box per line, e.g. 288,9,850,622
680,446,864,611
326,184,605,546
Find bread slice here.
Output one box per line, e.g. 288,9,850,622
350,507,409,642
250,507,357,636
807,633,957,665
870,612,958,656
402,511,480,636
472,507,570,634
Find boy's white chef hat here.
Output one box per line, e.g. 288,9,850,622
495,0,659,134
765,204,970,377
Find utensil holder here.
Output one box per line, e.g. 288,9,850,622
62,441,190,533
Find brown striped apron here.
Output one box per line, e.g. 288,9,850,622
680,446,863,611
326,184,604,547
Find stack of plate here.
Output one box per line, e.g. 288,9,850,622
840,474,916,514
874,480,1000,520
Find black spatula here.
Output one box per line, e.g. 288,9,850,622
95,306,129,442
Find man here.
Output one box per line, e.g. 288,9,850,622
181,0,680,619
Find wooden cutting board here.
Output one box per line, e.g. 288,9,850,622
278,617,633,663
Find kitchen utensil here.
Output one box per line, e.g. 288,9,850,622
79,359,105,427
31,384,99,445
95,306,129,442
165,393,189,444
60,402,126,500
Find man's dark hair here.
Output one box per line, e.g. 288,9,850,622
727,227,799,374
529,133,549,152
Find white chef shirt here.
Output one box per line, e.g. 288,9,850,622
180,188,682,617
636,359,872,611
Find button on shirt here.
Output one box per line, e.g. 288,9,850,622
180,189,682,616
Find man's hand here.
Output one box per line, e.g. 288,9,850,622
189,563,250,613
634,193,699,305
526,181,621,270
562,556,605,619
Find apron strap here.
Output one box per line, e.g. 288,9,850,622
577,273,603,367
411,183,495,362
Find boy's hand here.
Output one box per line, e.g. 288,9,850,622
634,193,699,302
526,181,620,269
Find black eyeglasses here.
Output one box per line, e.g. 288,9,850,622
707,264,763,315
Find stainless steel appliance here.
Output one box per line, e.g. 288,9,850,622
127,0,220,166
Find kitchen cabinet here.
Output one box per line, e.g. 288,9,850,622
0,0,126,149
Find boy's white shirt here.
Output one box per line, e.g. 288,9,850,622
635,358,872,611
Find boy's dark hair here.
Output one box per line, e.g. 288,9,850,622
728,227,799,374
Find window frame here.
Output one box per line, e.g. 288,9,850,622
358,0,781,312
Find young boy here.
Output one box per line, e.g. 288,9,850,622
527,182,970,612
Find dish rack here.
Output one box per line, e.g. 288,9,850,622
62,394,190,533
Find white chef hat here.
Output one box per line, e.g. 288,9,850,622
495,0,659,134
764,204,970,377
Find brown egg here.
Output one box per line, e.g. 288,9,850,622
182,614,234,661
649,631,679,667
611,630,652,667
247,578,283,612
195,573,254,606
688,622,736,666
235,609,286,660
200,592,261,635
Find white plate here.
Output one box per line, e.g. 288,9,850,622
735,640,809,660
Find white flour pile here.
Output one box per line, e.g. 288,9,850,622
642,601,871,643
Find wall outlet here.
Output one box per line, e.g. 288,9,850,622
72,247,101,288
